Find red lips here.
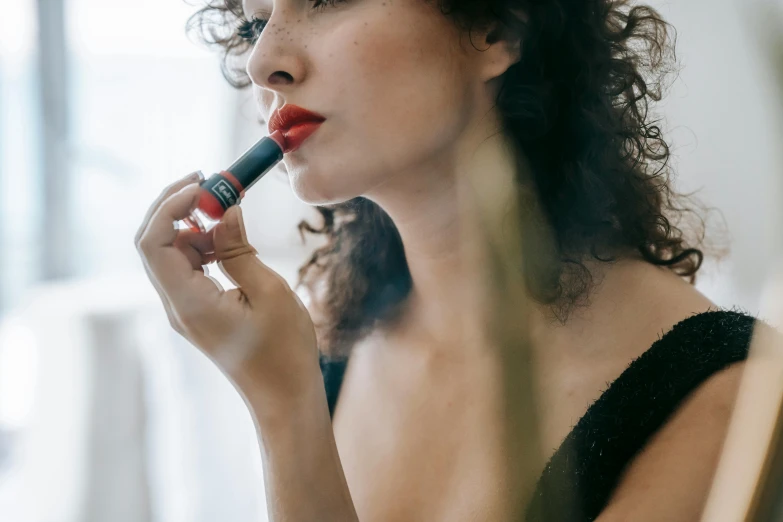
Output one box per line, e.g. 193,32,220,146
268,104,326,153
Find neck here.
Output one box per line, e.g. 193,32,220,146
364,118,527,343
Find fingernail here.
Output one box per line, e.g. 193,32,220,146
188,170,204,181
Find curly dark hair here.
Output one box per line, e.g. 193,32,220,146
187,0,720,357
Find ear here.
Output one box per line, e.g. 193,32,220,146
474,15,526,83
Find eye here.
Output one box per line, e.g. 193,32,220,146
236,0,348,44
237,16,267,42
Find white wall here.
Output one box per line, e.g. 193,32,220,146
651,0,783,317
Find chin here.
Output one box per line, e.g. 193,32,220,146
288,170,355,207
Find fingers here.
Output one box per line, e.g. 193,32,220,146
213,205,291,299
138,182,221,307
138,257,189,333
174,229,218,270
134,171,203,245
143,183,203,251
135,171,203,333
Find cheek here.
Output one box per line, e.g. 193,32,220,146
345,8,470,130
286,3,475,204
324,11,471,169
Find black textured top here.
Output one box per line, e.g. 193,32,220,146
318,308,761,521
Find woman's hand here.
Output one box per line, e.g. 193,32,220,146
135,173,359,521
134,172,321,405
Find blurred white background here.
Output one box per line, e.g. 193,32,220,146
0,0,781,521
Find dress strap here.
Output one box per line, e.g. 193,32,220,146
526,308,758,521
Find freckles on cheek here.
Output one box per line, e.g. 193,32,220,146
324,27,399,103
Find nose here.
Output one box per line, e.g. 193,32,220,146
245,12,307,93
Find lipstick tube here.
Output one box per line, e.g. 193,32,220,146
177,130,286,234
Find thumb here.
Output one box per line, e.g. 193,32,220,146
212,205,272,296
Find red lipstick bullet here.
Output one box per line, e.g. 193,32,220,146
177,130,286,233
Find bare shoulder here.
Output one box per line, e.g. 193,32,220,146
554,255,747,521
581,255,719,355
533,254,724,457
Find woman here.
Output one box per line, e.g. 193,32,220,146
135,0,765,520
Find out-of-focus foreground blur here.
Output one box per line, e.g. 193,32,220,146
0,1,781,521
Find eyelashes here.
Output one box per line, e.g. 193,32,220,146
237,0,347,44
237,16,267,42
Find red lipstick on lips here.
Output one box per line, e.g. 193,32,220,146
268,104,326,153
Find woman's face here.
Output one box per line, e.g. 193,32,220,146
243,0,514,205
